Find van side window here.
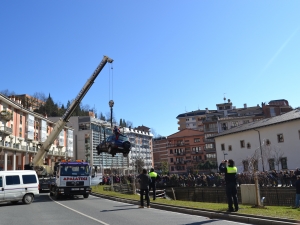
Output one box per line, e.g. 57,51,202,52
22,175,37,184
6,175,21,185
0,177,2,187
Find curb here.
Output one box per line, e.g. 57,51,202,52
91,192,299,225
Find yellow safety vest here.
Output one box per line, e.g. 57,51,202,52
149,171,157,178
227,166,237,173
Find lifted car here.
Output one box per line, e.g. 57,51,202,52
96,134,131,157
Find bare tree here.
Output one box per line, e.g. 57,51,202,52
0,89,16,96
126,120,133,128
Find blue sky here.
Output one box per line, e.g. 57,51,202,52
1,1,300,137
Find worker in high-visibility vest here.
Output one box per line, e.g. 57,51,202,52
219,159,239,212
149,168,159,200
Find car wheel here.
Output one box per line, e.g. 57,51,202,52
123,141,131,150
22,194,34,204
55,190,60,200
83,194,89,198
108,146,112,153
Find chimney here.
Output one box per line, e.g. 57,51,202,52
244,104,247,108
205,108,209,113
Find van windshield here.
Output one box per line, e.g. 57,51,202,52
60,165,90,176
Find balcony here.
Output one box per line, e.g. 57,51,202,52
204,138,215,143
191,150,203,154
0,126,12,135
167,142,189,147
204,127,218,132
174,161,185,165
174,152,186,156
204,148,216,153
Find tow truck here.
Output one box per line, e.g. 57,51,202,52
25,55,113,199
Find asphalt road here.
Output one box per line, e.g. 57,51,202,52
0,193,252,225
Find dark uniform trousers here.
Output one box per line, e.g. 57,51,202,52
226,182,238,211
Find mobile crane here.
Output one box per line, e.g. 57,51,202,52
25,55,113,198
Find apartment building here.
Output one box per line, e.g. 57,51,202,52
152,136,168,172
0,93,72,171
167,129,210,175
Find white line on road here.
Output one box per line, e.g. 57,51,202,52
49,196,110,225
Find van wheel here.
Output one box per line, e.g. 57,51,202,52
54,190,60,200
83,194,89,198
11,201,19,204
22,194,34,204
49,191,54,196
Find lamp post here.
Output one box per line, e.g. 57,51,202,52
254,129,264,172
109,100,114,128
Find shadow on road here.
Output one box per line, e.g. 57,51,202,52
182,220,219,225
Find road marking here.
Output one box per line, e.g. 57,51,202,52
49,196,110,225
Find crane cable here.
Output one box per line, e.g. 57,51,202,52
108,62,114,101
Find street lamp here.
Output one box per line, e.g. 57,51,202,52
109,100,114,128
254,129,265,172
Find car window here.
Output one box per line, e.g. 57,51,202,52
0,177,2,187
22,175,37,184
6,175,21,185
118,135,129,142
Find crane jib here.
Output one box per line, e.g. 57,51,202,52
29,55,113,168
61,56,113,121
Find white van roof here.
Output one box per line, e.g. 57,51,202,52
0,170,37,175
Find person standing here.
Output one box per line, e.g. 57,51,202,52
219,159,239,212
149,168,159,200
137,168,152,208
293,175,300,208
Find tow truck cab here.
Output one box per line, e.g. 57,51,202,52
49,160,91,199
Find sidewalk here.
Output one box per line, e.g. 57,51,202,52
91,192,299,225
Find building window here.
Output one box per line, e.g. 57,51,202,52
171,166,174,171
240,140,245,148
277,134,284,143
20,115,22,124
170,158,173,163
170,149,173,154
205,143,214,149
268,158,275,170
232,121,239,127
221,144,225,151
265,139,271,145
281,157,287,169
270,107,276,117
243,160,248,172
247,142,251,149
253,160,258,171
194,138,200,143
19,128,22,138
228,145,232,151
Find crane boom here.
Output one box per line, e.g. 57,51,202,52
31,56,113,167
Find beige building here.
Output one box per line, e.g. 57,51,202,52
0,93,72,171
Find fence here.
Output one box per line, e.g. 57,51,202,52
165,186,295,206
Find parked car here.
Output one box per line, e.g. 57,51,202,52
96,134,131,157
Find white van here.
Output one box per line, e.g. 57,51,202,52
0,170,40,204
